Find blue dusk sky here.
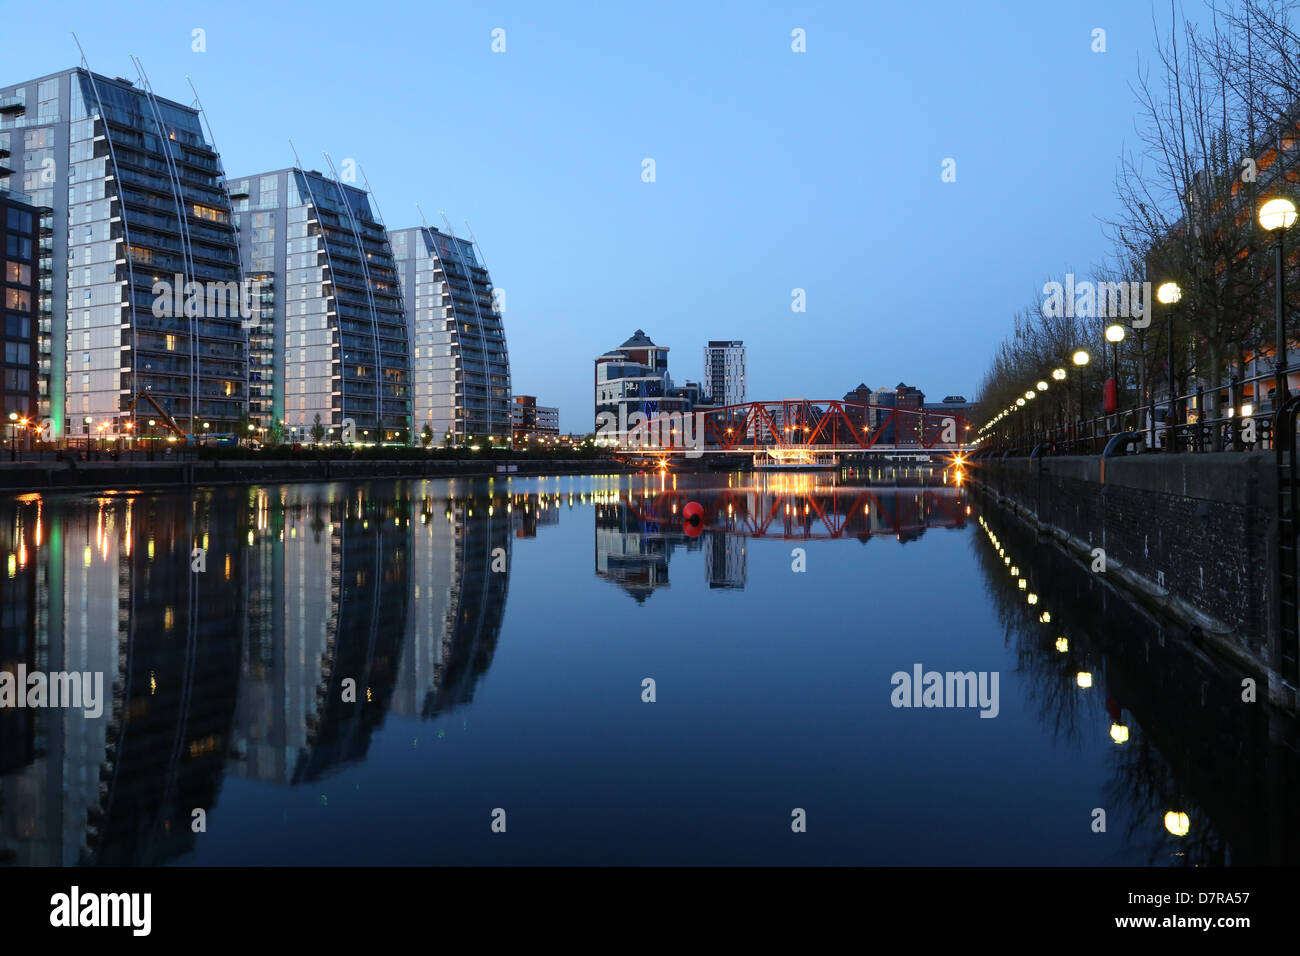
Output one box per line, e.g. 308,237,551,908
13,0,1185,429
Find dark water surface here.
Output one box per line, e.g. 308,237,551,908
0,469,1295,865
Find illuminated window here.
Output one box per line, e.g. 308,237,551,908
165,334,176,351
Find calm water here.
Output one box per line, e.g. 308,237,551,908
0,469,1294,866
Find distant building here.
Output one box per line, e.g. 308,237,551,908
842,383,873,430
594,329,692,437
922,394,974,444
512,394,559,442
893,382,926,444
703,340,745,406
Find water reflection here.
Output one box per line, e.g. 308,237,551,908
594,471,969,601
0,471,1293,865
971,486,1299,865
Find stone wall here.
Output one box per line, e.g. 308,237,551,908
971,452,1283,698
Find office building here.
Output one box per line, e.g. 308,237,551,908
594,329,693,435
0,68,247,441
231,168,411,443
391,225,510,446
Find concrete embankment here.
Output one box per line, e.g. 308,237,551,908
0,458,629,493
970,452,1294,710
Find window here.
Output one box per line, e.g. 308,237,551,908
165,334,176,351
4,236,30,260
4,289,30,312
4,262,30,285
4,342,30,364
3,369,27,390
6,207,32,232
4,315,30,338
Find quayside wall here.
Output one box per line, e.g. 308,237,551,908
970,452,1292,709
0,458,627,493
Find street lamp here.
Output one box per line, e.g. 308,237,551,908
7,411,16,461
1259,196,1296,406
1106,324,1126,429
1155,281,1183,448
1072,350,1090,439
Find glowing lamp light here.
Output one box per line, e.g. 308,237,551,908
1016,398,1026,407
1026,592,1039,605
1038,610,1051,623
1164,811,1191,837
1156,281,1182,305
1110,723,1130,744
1105,324,1126,344
1055,636,1069,653
1072,350,1090,367
1017,579,1027,590
1024,390,1036,400
1036,380,1048,391
1076,671,1093,688
1258,196,1297,231
1052,368,1067,381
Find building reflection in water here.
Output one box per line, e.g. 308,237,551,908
0,480,539,865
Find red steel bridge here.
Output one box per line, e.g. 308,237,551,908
608,399,971,466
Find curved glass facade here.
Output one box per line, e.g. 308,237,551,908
0,69,246,440
391,225,510,445
232,169,411,444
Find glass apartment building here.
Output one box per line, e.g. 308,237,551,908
231,169,411,444
390,226,510,445
0,68,246,442
0,189,43,431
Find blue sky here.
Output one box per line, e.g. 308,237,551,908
18,0,1176,430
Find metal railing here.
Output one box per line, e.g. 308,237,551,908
977,369,1291,456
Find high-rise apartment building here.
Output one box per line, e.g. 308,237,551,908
0,68,247,441
390,225,510,445
231,168,411,443
1,189,42,433
703,339,745,406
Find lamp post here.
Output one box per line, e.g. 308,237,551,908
1052,367,1066,438
1106,324,1125,432
1259,196,1296,408
1156,281,1183,450
7,411,16,461
1072,350,1089,447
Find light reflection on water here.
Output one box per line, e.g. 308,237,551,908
0,469,1292,865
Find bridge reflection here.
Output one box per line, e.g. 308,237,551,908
594,470,969,601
